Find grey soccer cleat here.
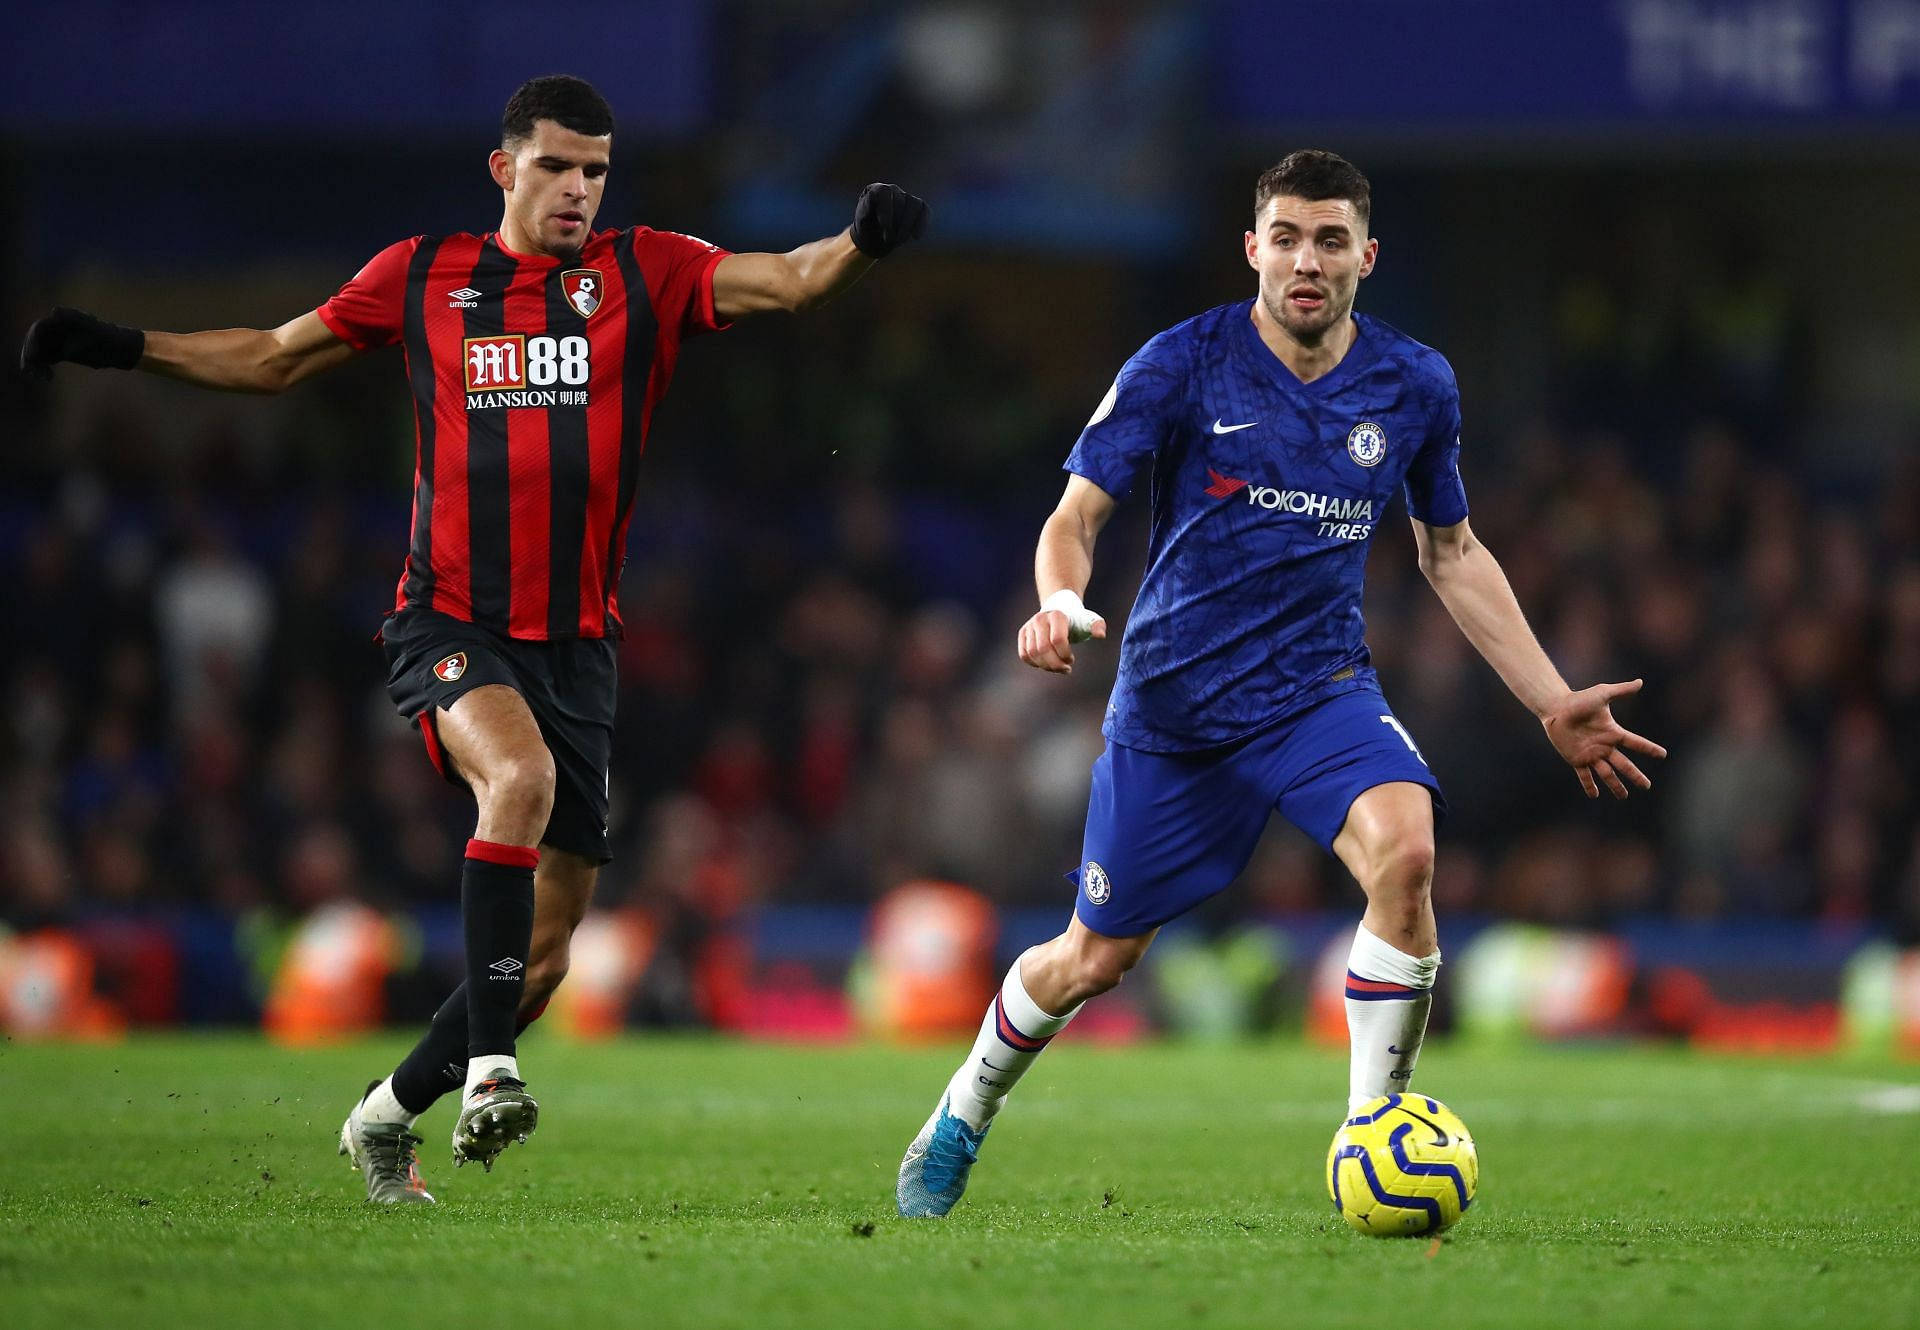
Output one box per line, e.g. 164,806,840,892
452,1072,539,1172
339,1083,435,1204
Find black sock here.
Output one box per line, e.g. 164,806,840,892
461,838,538,1064
390,987,468,1114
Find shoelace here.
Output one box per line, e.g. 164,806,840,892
469,1077,525,1098
932,1120,983,1164
364,1126,425,1178
921,1117,984,1191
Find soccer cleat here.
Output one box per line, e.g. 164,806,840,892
451,1072,539,1172
896,1094,990,1218
339,1083,435,1204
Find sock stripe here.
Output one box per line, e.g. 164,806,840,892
466,838,540,869
992,994,1054,1052
1345,971,1430,1001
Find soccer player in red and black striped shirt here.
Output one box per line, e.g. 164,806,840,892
21,75,927,1204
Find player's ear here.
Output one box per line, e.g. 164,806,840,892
489,148,516,192
1244,230,1259,270
1358,236,1379,279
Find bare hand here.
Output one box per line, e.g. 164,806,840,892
1018,608,1107,674
1540,679,1668,799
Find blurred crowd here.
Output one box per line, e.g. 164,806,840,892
3,248,1917,947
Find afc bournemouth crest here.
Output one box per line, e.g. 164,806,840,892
1083,861,1112,906
562,269,603,319
1346,420,1387,468
433,652,467,683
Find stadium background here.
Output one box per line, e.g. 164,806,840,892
3,0,1919,1053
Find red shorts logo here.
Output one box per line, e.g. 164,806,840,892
464,335,526,391
433,652,467,683
561,269,603,318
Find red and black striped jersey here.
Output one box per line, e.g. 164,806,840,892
316,227,730,639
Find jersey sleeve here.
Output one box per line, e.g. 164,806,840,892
314,238,419,351
630,228,734,339
1403,356,1470,526
1064,333,1188,500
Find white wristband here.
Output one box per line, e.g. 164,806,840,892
1040,589,1101,643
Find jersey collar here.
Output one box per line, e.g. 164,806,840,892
488,231,605,267
1236,299,1382,394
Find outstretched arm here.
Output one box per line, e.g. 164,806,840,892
711,183,927,319
1020,474,1116,674
142,312,356,393
22,307,355,394
1413,516,1666,799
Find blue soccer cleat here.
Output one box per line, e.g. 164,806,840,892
897,1094,990,1217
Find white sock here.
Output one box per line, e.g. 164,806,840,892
465,1054,521,1097
358,1076,417,1127
1344,923,1440,1112
944,957,1082,1130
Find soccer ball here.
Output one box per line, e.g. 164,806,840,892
1326,1093,1478,1236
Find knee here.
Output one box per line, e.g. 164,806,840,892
482,751,556,830
1366,835,1435,909
1062,937,1148,1005
1385,836,1435,888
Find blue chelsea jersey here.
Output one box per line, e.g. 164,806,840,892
1066,300,1469,753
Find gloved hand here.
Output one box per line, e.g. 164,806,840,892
20,307,145,380
849,183,929,258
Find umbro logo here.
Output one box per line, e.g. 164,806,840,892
447,287,482,308
489,957,523,980
1204,467,1249,498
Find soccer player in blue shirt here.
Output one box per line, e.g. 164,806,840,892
897,150,1665,1217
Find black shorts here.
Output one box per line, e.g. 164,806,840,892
382,606,617,865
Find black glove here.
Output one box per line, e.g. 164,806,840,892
849,183,928,258
20,307,145,380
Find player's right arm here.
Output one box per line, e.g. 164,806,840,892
141,312,356,393
1020,475,1115,674
20,306,356,393
20,305,357,393
1023,331,1185,673
22,239,412,392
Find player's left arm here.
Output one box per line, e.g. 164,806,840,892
711,183,927,319
1412,516,1667,800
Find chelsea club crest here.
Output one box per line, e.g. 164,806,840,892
1346,421,1387,468
1083,861,1112,906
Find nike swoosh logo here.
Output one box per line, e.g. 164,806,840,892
1399,1106,1451,1147
1212,418,1257,433
1387,1045,1408,1055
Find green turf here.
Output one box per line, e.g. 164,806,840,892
2,1034,1916,1329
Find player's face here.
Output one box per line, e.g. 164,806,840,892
1244,196,1377,344
489,119,611,256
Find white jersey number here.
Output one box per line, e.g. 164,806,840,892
527,335,590,386
1380,715,1427,764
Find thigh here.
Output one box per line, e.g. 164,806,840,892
1269,689,1446,852
1330,781,1436,885
1072,740,1274,936
436,684,549,789
382,608,530,788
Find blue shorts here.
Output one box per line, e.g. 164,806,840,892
1070,687,1445,937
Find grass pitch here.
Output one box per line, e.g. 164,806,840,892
3,1034,1916,1329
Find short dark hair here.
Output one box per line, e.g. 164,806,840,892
501,75,614,147
1253,150,1371,228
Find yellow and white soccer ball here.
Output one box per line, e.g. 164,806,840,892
1326,1093,1478,1236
